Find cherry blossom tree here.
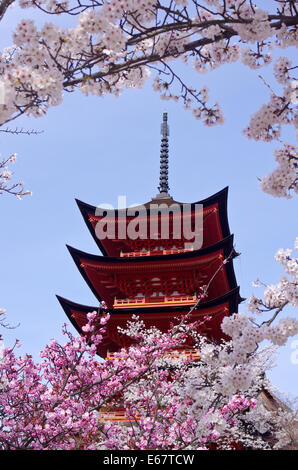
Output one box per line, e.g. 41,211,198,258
0,0,296,197
0,244,297,450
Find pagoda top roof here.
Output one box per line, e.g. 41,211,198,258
76,186,231,256
76,186,229,215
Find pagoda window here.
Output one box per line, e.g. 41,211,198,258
151,292,164,297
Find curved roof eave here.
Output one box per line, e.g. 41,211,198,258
57,286,241,323
66,234,239,304
75,186,230,255
67,233,235,265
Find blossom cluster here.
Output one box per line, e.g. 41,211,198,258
0,152,31,199
0,0,295,142
0,292,297,450
248,238,298,322
259,143,297,198
233,9,273,43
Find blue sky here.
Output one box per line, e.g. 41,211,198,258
0,5,297,398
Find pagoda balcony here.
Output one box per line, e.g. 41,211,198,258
99,409,139,423
119,247,194,258
113,295,198,309
106,349,200,361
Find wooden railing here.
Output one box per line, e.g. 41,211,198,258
98,410,138,423
113,295,198,308
106,349,200,361
120,247,194,258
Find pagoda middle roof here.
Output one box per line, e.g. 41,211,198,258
67,234,238,308
76,186,230,256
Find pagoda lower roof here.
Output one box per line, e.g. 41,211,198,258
57,287,241,359
76,187,230,256
67,235,238,308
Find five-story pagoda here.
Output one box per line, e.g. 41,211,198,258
57,113,241,361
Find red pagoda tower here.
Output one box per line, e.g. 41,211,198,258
57,113,241,361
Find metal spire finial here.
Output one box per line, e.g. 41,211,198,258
158,112,170,196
